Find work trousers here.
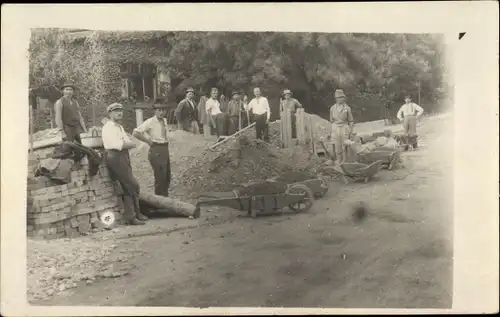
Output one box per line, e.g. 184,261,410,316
227,116,240,136
213,113,228,137
180,119,200,134
331,123,351,162
63,124,82,144
291,113,297,139
254,113,269,142
148,143,171,197
105,149,141,221
403,115,417,137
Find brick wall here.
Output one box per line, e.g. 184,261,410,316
27,146,122,239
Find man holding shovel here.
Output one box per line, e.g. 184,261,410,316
226,90,245,135
330,89,354,164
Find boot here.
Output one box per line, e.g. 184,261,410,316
125,218,146,226
136,212,149,221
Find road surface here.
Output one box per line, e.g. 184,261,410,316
32,115,453,308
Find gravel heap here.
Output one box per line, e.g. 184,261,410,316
175,136,323,199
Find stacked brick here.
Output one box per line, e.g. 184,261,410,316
27,147,122,239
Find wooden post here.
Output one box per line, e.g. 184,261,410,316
296,108,306,145
280,107,292,148
307,114,316,155
135,108,144,127
29,106,34,153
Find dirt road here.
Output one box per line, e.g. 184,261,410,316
33,116,453,308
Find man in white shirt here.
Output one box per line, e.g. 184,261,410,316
205,87,228,138
396,95,424,148
246,87,271,142
102,103,146,226
133,100,172,197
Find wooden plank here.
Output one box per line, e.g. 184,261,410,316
209,122,256,150
296,108,306,145
281,108,292,148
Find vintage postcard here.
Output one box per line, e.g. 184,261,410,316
1,2,498,316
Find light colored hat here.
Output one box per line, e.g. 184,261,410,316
283,89,292,95
107,103,123,113
335,89,346,98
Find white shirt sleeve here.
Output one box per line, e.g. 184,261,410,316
264,98,271,121
102,122,125,151
205,99,212,115
133,117,151,134
414,103,424,117
246,99,254,112
396,105,405,120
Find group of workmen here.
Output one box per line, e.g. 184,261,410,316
53,83,424,226
174,86,276,142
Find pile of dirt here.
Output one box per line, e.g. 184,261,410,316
32,128,61,142
175,136,322,199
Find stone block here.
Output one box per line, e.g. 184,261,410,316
91,220,104,229
70,217,79,228
78,222,91,234
77,214,90,224
64,227,80,238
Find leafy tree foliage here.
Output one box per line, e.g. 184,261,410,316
30,30,448,122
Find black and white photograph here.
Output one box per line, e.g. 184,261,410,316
1,3,498,316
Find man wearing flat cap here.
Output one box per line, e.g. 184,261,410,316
397,95,424,148
226,90,245,135
102,103,146,226
280,89,303,139
175,87,199,134
54,84,87,143
133,100,172,197
330,89,354,164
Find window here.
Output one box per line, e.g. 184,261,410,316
119,62,157,101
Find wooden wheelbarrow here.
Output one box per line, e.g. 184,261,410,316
357,148,402,170
325,160,384,184
196,183,315,218
267,175,329,198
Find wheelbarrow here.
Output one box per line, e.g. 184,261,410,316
324,160,384,184
267,175,329,198
196,183,315,218
394,134,419,151
357,149,402,170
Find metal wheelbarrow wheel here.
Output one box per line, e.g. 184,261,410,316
286,183,315,213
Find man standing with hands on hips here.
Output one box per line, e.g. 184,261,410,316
246,87,271,142
102,103,147,226
396,95,424,149
133,100,172,197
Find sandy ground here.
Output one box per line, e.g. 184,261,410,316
29,114,453,308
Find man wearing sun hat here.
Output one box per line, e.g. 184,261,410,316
226,90,245,135
133,99,172,197
330,89,354,164
54,83,87,144
280,89,303,139
102,102,146,226
174,87,199,134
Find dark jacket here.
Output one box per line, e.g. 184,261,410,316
175,98,198,123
